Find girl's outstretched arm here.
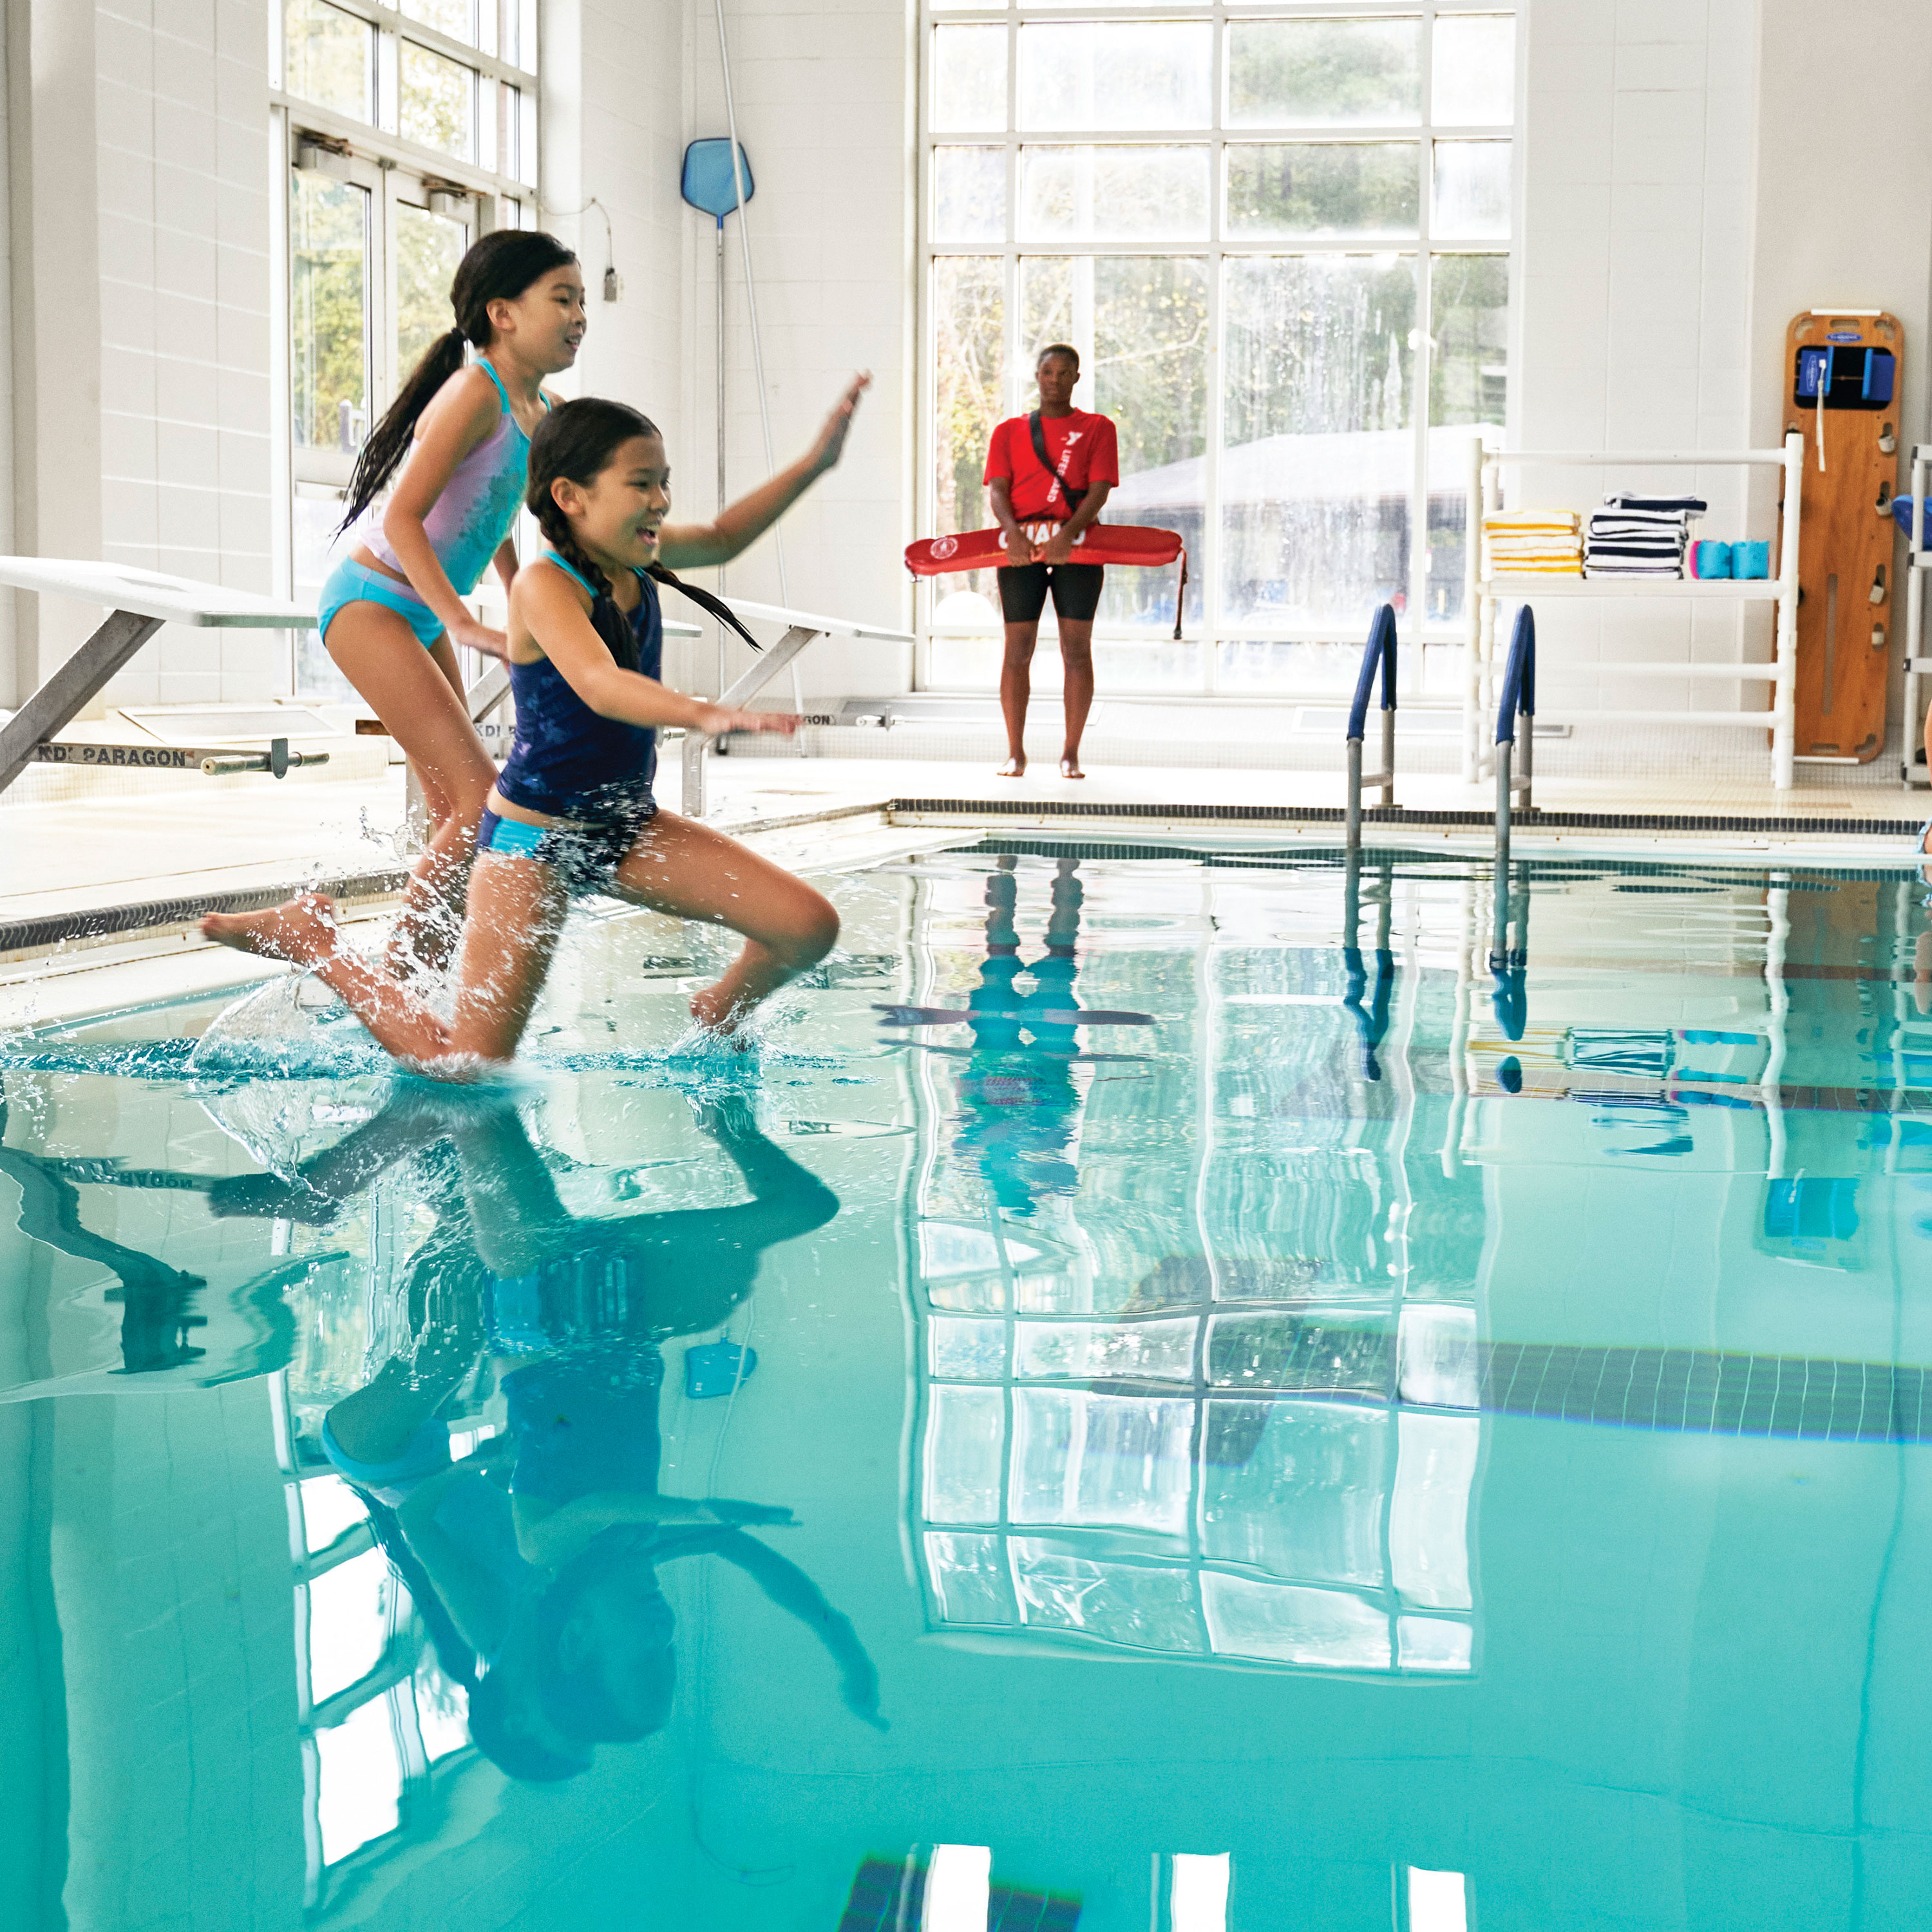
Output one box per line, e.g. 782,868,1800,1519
515,564,799,739
380,366,519,656
656,374,870,570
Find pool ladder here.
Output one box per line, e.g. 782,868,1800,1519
1490,605,1537,1036
1343,601,1536,1046
1343,603,1399,855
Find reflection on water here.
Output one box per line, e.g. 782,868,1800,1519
233,1090,871,1794
904,853,1477,1675
3,845,1931,1926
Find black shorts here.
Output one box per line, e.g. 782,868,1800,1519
996,562,1104,625
476,801,656,898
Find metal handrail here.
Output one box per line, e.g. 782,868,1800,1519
1492,604,1535,993
1343,603,1398,853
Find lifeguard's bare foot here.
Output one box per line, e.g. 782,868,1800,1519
999,756,1027,778
1059,755,1085,780
200,893,341,966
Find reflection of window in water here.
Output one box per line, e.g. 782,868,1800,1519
270,1387,483,1893
902,855,1480,1674
913,1246,1478,1674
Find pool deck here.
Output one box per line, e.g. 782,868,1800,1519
3,750,1926,1028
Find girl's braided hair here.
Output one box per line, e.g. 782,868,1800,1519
338,228,578,533
527,397,661,670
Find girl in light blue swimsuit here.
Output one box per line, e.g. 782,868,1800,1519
319,229,585,974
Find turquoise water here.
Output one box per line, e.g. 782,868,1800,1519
3,840,1931,1931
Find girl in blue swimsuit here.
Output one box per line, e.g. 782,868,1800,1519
205,386,868,1068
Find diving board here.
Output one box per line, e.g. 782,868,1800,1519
0,559,313,797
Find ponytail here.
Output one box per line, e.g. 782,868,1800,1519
338,327,467,533
337,228,578,534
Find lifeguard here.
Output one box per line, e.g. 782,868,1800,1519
983,344,1119,779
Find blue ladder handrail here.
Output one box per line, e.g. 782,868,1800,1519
1494,605,1536,744
1347,603,1398,741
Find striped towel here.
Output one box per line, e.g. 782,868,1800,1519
1584,502,1690,578
1604,493,1708,514
1484,510,1583,576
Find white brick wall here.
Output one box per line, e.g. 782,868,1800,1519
677,0,915,697
1513,0,1764,719
96,0,277,710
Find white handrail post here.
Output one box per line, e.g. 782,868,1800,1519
1763,873,1790,1177
1345,735,1364,854
1773,430,1803,790
1908,446,1928,786
1463,431,1482,783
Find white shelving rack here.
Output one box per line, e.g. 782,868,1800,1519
1461,431,1805,790
1902,444,1932,788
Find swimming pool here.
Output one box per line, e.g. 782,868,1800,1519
3,838,1930,1930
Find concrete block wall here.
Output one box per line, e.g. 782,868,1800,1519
1512,0,1764,724
95,0,278,709
679,0,916,698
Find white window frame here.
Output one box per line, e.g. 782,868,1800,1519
268,0,542,612
917,0,1521,697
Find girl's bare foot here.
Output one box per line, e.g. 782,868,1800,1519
999,755,1027,778
200,893,342,965
1059,754,1085,779
689,982,753,1037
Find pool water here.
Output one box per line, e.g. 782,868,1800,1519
3,840,1931,1931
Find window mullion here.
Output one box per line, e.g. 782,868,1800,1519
1204,2,1224,688
1414,0,1435,667
1005,6,1019,416
375,22,399,136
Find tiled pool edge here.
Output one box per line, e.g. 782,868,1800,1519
4,790,1924,963
884,797,1928,837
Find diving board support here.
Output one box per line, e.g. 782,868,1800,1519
0,609,165,795
681,600,914,818
684,623,819,819
0,557,313,798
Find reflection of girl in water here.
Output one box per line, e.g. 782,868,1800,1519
211,1089,878,1780
953,856,1086,1215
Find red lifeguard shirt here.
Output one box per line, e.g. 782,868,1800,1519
984,409,1121,522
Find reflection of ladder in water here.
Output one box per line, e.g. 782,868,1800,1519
1337,844,1422,1314
1440,862,1797,1182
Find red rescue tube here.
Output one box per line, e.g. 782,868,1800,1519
904,522,1182,576
905,522,1189,638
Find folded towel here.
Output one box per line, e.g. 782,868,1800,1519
1604,493,1707,513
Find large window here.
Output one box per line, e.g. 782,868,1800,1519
272,0,540,696
922,1,1516,696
